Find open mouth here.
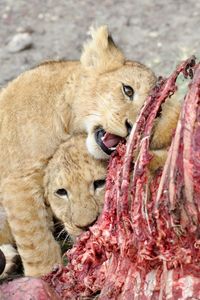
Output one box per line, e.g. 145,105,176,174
95,128,125,155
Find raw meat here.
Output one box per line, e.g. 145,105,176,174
0,56,199,299
0,277,60,300
43,56,200,299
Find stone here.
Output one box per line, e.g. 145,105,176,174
7,33,33,53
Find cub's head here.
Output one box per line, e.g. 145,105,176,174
73,26,156,159
44,134,107,238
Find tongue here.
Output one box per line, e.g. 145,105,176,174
102,132,122,149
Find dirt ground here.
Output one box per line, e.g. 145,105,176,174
0,0,199,87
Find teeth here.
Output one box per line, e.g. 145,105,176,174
109,146,116,151
101,136,117,151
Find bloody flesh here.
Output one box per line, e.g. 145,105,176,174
42,56,200,299
0,57,199,299
0,277,60,300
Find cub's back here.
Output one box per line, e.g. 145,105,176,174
0,60,80,177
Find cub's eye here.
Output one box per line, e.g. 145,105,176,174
123,84,134,100
55,188,68,198
93,179,106,191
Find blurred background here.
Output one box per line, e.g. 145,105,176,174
0,0,199,87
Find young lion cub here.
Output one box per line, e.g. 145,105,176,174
0,25,179,276
0,26,154,276
44,134,107,238
0,134,107,278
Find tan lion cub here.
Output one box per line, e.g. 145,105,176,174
0,134,107,278
0,25,179,276
44,134,107,238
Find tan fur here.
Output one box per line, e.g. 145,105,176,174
0,209,14,246
44,134,107,237
0,134,107,277
0,26,179,276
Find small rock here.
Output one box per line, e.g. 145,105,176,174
51,15,58,22
149,31,159,38
16,26,34,34
38,13,44,19
5,6,11,12
16,25,35,34
2,13,8,19
153,57,161,64
157,42,162,48
7,33,33,53
192,11,199,17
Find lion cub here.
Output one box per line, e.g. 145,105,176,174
0,25,179,276
44,134,107,238
0,134,107,278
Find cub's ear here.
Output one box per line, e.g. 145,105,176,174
80,26,125,73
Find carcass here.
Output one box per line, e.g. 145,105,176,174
43,56,200,299
1,56,200,299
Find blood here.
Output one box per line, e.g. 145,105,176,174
1,56,200,300
43,57,200,299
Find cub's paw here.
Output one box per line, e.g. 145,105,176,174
149,149,168,173
0,244,21,279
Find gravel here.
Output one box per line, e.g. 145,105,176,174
0,0,199,86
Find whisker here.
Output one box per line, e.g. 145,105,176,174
56,228,66,240
53,221,62,228
62,232,70,246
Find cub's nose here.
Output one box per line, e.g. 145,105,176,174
125,120,133,136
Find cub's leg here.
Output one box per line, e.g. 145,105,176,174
149,149,168,173
0,244,20,279
1,172,61,277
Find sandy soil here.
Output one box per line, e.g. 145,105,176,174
0,0,199,86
